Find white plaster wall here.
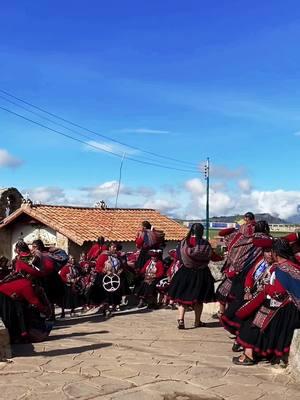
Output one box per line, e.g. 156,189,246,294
11,223,57,258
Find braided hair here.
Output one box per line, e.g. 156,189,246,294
186,223,204,245
273,238,297,263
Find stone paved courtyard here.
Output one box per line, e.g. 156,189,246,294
0,307,300,400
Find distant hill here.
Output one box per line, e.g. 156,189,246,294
286,214,300,224
210,213,287,224
176,213,290,225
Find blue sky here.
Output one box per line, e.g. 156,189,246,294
1,1,300,220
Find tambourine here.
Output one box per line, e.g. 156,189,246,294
102,273,121,292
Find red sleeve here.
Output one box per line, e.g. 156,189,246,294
87,244,101,260
135,236,144,249
15,259,44,278
282,233,298,243
265,279,286,297
244,264,256,288
95,254,108,273
155,261,165,279
218,227,236,237
140,260,149,275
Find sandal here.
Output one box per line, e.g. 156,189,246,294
232,353,256,366
177,319,185,329
194,321,206,328
232,342,243,352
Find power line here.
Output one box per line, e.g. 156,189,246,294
0,105,199,173
0,88,198,168
0,94,176,166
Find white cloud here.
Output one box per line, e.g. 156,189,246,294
0,149,23,168
143,198,180,214
293,131,300,136
185,178,206,195
25,186,67,204
84,140,138,156
22,179,300,222
238,179,252,193
248,190,300,220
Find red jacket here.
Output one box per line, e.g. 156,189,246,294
15,257,44,278
87,243,105,261
140,259,164,279
95,252,109,273
0,278,48,313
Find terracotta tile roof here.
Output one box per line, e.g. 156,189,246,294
0,204,187,246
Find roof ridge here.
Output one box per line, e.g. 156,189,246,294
32,204,156,211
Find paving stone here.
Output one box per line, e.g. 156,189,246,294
0,384,30,400
1,309,300,400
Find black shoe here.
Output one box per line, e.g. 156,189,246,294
232,342,243,352
177,319,185,329
232,354,256,365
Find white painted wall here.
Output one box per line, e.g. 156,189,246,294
11,223,57,258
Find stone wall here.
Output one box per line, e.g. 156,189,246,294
0,228,11,259
0,318,11,361
0,188,23,221
56,232,69,252
289,329,300,378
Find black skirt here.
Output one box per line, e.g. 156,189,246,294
237,302,300,357
42,272,65,306
168,266,215,305
135,249,150,270
0,293,27,341
134,279,159,300
63,285,85,310
220,274,247,335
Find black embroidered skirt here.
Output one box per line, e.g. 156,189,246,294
168,266,215,305
237,302,300,357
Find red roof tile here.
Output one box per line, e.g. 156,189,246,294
0,204,187,245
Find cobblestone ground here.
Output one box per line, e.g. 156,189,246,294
0,307,299,400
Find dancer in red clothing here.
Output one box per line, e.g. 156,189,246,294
168,223,217,329
0,272,52,343
59,256,85,317
135,221,165,269
233,239,300,366
86,236,106,262
135,249,164,308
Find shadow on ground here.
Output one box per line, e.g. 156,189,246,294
12,341,112,357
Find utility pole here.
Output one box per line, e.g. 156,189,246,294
204,157,210,240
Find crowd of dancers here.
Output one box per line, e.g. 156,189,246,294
0,214,300,368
